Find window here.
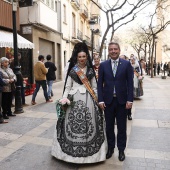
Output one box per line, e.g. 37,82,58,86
51,0,54,9
46,0,50,6
72,13,76,38
55,1,57,12
63,4,66,23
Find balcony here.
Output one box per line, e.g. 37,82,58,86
19,1,58,31
72,29,83,43
0,0,19,30
83,35,91,47
80,4,88,19
71,0,80,11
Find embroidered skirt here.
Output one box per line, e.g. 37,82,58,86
51,91,107,163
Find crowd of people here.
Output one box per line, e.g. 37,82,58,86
0,54,57,124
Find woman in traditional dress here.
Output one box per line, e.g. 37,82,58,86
130,57,143,98
51,42,107,163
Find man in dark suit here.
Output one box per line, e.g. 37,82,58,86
97,42,133,161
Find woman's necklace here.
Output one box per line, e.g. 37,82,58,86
78,64,86,72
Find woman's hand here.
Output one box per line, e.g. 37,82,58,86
9,79,14,83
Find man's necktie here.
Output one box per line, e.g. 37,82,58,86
113,61,118,77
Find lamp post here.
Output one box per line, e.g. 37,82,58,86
89,20,99,60
12,0,24,113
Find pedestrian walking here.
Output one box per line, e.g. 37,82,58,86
45,55,57,99
31,55,53,105
97,42,133,161
51,42,107,163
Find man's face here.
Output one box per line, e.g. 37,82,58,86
108,44,120,60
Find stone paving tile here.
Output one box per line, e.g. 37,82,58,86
134,108,170,120
0,117,47,134
29,136,53,146
39,125,55,139
5,141,26,150
0,143,78,170
1,147,16,158
0,138,11,147
126,148,145,158
123,157,170,170
29,102,56,113
145,150,165,160
132,119,158,128
18,111,49,118
128,127,170,152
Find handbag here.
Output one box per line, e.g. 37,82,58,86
11,82,16,91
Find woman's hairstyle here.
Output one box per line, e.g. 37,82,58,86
63,42,96,93
0,57,9,63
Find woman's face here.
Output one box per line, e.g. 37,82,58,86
94,56,100,65
131,58,135,64
2,60,9,68
77,52,87,66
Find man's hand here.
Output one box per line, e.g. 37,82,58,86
126,102,133,109
99,102,106,110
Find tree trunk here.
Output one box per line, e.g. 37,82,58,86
151,36,155,78
99,26,111,58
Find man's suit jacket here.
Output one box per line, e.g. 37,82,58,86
97,58,134,105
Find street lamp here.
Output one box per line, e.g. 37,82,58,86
89,20,99,60
12,0,24,113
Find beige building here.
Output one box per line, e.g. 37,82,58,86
19,0,102,81
61,0,102,79
156,0,170,63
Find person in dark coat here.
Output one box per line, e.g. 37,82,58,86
157,62,161,75
45,55,57,99
0,71,8,123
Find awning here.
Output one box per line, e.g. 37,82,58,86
0,30,34,49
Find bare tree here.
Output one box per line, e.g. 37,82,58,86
90,0,151,57
141,0,170,78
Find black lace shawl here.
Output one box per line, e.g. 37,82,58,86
69,66,95,85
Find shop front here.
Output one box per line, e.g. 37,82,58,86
0,30,34,95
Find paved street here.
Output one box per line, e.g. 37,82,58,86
0,75,170,170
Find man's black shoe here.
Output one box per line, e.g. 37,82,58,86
128,115,132,120
106,148,114,159
118,151,125,161
3,115,9,119
7,112,16,116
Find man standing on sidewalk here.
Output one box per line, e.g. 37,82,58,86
44,55,57,99
31,55,53,105
97,42,133,161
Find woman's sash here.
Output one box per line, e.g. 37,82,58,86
73,66,98,103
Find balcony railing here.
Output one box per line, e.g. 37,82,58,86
80,4,88,18
84,35,91,46
71,0,80,10
72,28,76,39
77,29,83,41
